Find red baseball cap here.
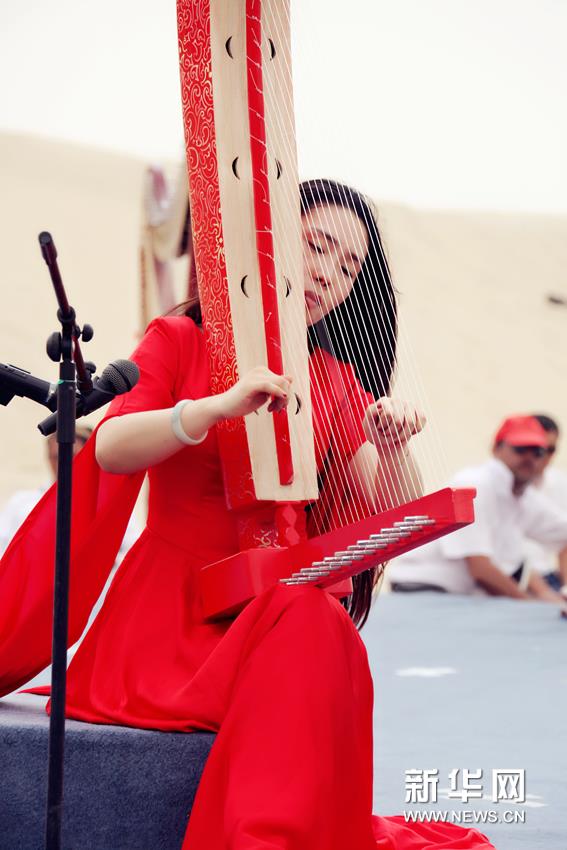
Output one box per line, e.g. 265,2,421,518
493,415,548,448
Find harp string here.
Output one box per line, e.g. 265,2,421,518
333,183,448,492
246,8,368,529
264,0,449,509
275,0,451,492
260,5,408,532
261,2,422,532
305,180,419,501
255,16,376,529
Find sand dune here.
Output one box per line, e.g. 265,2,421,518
1,131,566,502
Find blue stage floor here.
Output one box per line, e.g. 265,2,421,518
364,592,567,850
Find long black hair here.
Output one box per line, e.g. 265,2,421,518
300,179,397,401
300,179,398,629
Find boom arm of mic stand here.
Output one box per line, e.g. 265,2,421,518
39,232,93,395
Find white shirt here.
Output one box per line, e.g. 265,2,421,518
388,458,567,594
0,485,141,561
0,486,48,556
523,466,567,574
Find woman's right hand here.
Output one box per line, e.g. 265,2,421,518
97,367,293,475
214,367,292,421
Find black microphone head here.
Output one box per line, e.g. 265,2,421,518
98,360,140,395
38,231,57,264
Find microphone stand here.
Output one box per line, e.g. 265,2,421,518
38,232,95,850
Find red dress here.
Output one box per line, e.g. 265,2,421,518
0,317,494,850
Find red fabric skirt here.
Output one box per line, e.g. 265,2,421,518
59,576,493,850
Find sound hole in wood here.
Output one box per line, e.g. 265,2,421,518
294,394,302,415
268,38,276,60
240,275,249,297
284,277,292,297
225,37,233,57
232,157,240,179
275,159,282,180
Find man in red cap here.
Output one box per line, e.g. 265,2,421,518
492,416,554,496
388,415,567,606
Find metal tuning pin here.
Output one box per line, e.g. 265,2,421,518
357,538,388,546
369,531,400,542
322,557,354,568
333,551,365,560
291,567,331,579
282,564,336,584
280,515,438,585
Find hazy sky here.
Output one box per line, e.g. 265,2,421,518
2,0,565,213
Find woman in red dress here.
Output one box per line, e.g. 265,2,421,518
0,180,495,849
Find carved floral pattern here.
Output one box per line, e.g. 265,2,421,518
177,0,256,513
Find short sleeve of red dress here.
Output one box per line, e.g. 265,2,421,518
309,347,374,469
309,348,375,535
330,361,374,463
106,316,200,419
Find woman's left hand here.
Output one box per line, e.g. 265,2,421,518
363,397,426,451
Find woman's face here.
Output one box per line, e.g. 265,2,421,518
301,203,369,326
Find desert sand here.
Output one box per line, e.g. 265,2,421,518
1,131,566,505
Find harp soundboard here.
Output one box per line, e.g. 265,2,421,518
199,487,475,620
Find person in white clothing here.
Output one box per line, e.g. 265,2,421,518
388,415,567,608
0,428,91,556
0,428,140,560
0,428,142,689
523,414,567,593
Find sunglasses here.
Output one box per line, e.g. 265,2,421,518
511,445,555,458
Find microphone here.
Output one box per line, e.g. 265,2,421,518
38,359,140,436
0,363,59,411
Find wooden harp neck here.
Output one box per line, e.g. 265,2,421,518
178,0,317,547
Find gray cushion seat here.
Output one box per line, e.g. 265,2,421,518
0,693,214,850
